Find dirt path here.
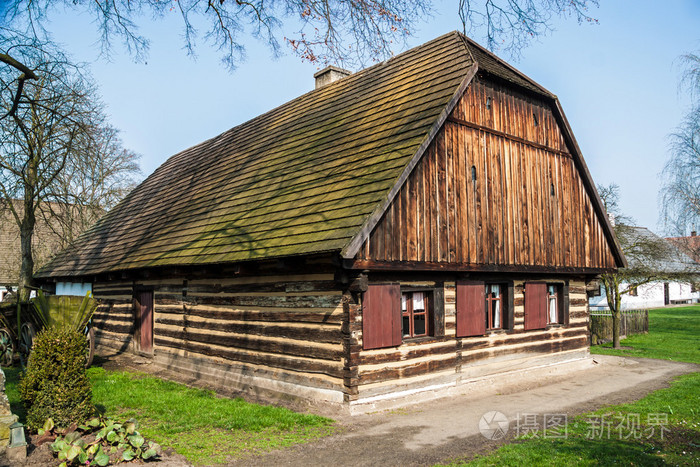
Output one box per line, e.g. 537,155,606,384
224,356,697,466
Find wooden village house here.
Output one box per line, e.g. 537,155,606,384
36,32,626,413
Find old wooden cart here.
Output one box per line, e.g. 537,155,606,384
0,294,96,367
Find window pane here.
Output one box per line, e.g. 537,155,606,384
401,294,408,311
491,284,500,297
549,296,557,323
403,316,410,336
493,299,501,328
413,292,425,311
414,314,426,335
548,285,555,295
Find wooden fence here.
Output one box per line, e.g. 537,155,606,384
589,310,649,345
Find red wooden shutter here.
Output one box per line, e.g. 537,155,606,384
524,282,547,330
456,281,486,337
362,283,401,350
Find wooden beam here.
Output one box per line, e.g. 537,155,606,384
344,258,614,275
446,116,571,158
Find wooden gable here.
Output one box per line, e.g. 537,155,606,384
351,75,620,273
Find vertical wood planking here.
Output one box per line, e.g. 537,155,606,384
358,76,617,271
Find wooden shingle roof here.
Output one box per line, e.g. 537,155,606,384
38,32,478,278
38,31,625,278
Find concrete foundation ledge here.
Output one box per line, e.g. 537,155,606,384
349,350,593,415
153,350,346,407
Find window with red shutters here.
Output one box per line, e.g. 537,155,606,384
362,283,402,350
524,282,547,330
455,280,486,337
401,291,432,338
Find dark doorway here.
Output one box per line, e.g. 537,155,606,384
134,290,154,353
663,283,670,306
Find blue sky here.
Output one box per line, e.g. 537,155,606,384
40,0,700,233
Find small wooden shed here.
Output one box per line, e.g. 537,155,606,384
37,32,625,412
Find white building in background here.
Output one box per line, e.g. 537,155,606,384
589,280,699,311
589,227,700,311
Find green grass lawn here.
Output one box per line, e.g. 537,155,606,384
442,305,700,466
591,305,700,364
3,366,334,465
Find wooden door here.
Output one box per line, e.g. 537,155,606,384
663,283,670,306
136,291,154,353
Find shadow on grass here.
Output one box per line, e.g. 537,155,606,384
3,366,26,424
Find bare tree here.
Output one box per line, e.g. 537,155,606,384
2,0,599,70
40,123,140,250
0,30,140,299
458,0,598,58
661,52,700,239
599,184,697,348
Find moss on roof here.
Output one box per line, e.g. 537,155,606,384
38,32,480,277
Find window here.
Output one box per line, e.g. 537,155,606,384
401,291,431,338
456,281,513,337
692,283,699,293
486,284,506,330
525,282,569,330
629,285,638,296
363,284,444,349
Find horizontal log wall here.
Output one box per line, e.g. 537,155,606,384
93,273,350,402
357,76,616,270
92,271,589,407
350,277,589,400
92,281,136,354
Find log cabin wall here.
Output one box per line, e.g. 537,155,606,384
91,269,351,405
355,75,617,270
348,275,590,409
92,281,137,354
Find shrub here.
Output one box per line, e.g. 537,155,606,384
19,327,94,430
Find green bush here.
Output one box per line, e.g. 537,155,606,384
19,327,94,430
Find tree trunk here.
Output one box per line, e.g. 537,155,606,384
611,307,621,348
18,198,36,301
603,274,622,348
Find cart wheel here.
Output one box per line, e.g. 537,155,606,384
84,324,95,368
0,328,14,367
19,322,36,367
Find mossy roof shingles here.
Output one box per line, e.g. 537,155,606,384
38,32,478,278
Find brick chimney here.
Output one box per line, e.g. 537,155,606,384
314,66,352,89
